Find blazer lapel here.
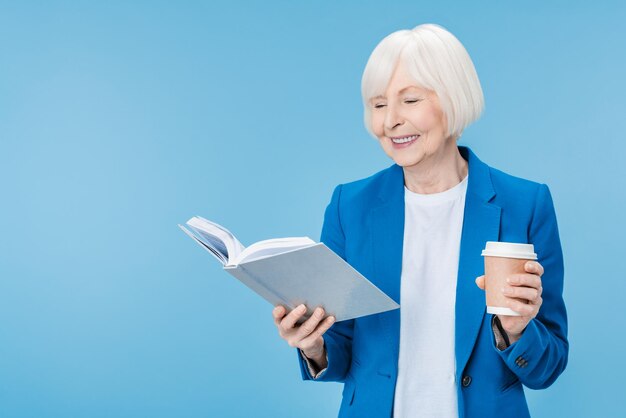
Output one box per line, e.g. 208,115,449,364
369,164,404,370
455,146,501,377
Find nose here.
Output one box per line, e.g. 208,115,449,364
384,104,404,131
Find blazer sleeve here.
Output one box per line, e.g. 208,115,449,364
493,183,569,389
297,184,355,383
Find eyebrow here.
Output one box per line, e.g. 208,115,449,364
370,86,419,101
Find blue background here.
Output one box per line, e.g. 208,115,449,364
1,1,625,417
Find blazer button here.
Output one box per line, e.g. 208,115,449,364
515,356,528,368
462,375,472,387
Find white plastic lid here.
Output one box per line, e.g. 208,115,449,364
481,241,537,260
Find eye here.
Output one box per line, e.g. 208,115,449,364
405,99,420,104
374,104,387,109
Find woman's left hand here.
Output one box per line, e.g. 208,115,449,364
475,260,544,344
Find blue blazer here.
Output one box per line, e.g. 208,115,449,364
297,146,568,418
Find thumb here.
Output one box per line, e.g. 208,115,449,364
475,275,486,290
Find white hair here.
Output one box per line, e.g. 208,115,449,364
361,23,484,139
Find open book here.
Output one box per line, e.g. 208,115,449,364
179,216,317,267
179,216,399,322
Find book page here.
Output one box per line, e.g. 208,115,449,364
232,237,316,266
187,216,245,263
179,224,228,265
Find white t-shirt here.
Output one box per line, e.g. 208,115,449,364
393,174,468,418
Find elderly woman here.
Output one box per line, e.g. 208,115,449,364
272,24,568,418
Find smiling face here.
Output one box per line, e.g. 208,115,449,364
370,59,455,169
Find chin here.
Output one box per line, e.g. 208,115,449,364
399,160,422,168
382,144,425,167
387,152,423,168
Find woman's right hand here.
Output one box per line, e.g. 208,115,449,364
272,304,335,368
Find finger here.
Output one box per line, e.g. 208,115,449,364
300,315,336,350
475,275,485,290
525,260,544,276
296,307,326,340
502,285,539,302
507,273,541,289
280,304,307,330
506,298,536,316
273,305,286,326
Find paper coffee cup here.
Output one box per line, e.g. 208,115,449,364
481,242,537,316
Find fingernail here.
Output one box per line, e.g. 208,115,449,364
298,304,306,312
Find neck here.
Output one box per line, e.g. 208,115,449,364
402,140,468,194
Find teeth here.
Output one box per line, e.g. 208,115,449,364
391,135,419,144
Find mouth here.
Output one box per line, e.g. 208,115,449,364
389,134,420,146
